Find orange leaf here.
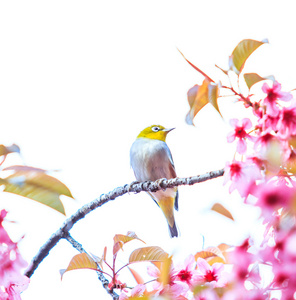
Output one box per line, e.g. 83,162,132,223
128,266,145,285
0,144,20,157
194,246,225,263
102,246,107,262
129,246,168,263
211,203,234,221
217,243,232,252
61,253,97,278
186,79,221,125
178,49,214,82
113,241,124,256
113,232,145,256
113,231,145,245
206,256,225,265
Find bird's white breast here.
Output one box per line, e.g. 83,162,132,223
130,138,173,182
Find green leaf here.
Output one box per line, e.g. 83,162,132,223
61,253,98,278
129,246,168,263
186,80,221,125
229,39,268,74
0,165,74,215
244,73,275,89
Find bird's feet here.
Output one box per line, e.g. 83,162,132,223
126,181,140,194
155,178,167,191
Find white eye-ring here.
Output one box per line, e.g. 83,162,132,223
152,126,160,132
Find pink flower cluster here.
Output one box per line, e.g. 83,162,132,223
119,255,228,299
119,80,296,299
224,81,296,298
0,210,29,300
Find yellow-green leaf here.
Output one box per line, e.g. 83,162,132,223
61,253,97,278
1,165,74,215
114,231,145,246
113,232,145,256
186,79,221,125
211,203,234,221
208,83,221,117
244,73,275,89
159,256,172,286
229,39,268,74
129,246,168,263
0,144,20,157
193,285,209,296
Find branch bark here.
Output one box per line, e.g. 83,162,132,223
25,168,224,278
64,233,119,299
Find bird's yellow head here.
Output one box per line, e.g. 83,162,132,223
137,125,175,142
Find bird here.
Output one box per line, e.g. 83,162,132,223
130,125,179,238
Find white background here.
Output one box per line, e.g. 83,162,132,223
0,1,295,299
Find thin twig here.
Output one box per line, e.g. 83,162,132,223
25,168,224,278
63,233,119,299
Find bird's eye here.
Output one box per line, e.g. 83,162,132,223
152,126,160,132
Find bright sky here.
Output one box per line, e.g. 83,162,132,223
1,1,296,299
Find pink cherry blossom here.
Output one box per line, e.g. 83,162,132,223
254,131,277,153
119,284,146,300
272,260,296,299
259,113,279,132
228,239,254,284
224,160,262,198
277,101,296,139
173,255,197,287
0,210,29,299
262,81,292,117
193,258,227,288
227,118,255,154
253,181,294,222
147,263,188,298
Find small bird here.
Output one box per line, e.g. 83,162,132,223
130,125,179,238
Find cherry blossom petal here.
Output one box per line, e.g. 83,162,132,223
236,138,247,154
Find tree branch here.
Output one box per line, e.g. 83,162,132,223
25,168,224,278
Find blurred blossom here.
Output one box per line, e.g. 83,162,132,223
253,181,294,222
277,101,296,139
262,81,292,117
0,210,29,300
224,160,262,198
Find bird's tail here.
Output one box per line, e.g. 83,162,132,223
168,221,178,238
157,196,178,238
